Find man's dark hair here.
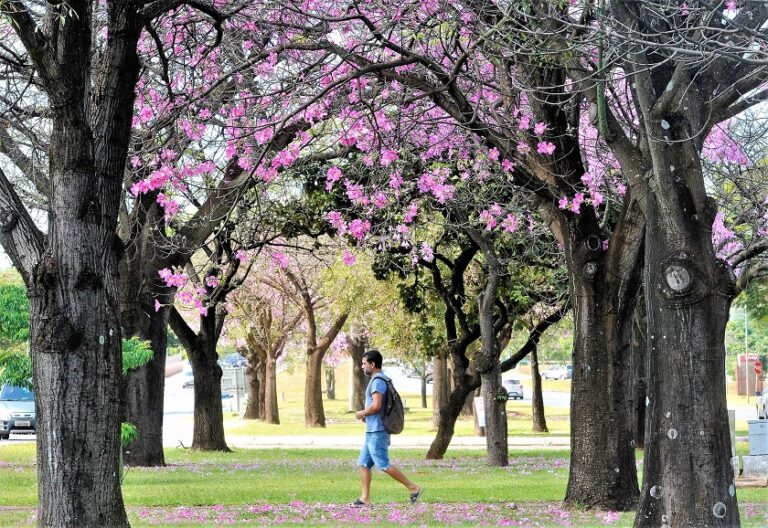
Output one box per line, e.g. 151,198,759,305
363,349,383,369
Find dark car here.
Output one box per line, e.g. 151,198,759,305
0,384,36,440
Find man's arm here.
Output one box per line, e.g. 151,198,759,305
355,392,383,421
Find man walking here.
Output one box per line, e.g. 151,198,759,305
354,349,422,506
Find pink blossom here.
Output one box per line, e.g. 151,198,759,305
534,122,547,135
488,147,500,161
348,219,371,240
516,142,530,154
326,211,347,233
558,196,569,209
342,250,357,266
205,275,219,288
502,159,515,172
271,252,290,269
381,149,399,166
420,242,434,262
536,141,556,155
389,170,404,190
235,250,248,263
158,268,188,288
154,299,162,312
326,166,343,190
502,214,518,233
570,192,584,214
404,203,419,223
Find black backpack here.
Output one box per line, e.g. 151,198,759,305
375,374,405,434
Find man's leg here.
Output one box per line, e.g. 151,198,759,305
383,466,420,495
360,466,373,504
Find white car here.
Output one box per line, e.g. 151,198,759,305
541,366,569,380
503,379,524,400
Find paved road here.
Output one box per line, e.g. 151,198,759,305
2,365,759,447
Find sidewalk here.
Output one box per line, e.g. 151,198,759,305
221,434,571,450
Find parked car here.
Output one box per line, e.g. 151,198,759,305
541,366,569,380
222,353,246,368
503,379,524,400
0,384,36,440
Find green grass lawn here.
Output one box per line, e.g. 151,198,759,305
223,368,572,437
2,444,767,527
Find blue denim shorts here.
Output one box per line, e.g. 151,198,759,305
357,431,391,470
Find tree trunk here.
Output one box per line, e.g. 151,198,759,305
426,385,473,459
421,374,428,408
325,366,336,400
243,347,264,420
30,266,128,527
530,344,548,433
472,233,507,466
189,346,230,451
305,351,326,427
635,167,739,527
120,300,169,466
348,337,367,411
558,197,644,511
263,357,280,424
432,349,450,428
480,363,508,466
118,197,172,467
629,300,647,449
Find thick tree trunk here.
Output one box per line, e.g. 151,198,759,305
189,344,229,452
305,351,326,427
243,347,264,420
325,366,336,400
169,308,230,451
121,300,169,466
530,344,548,433
30,266,128,527
471,233,507,466
561,202,643,511
635,164,739,527
347,336,367,411
118,196,172,467
432,350,450,428
263,357,280,424
480,364,508,466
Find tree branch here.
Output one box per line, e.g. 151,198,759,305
0,165,45,284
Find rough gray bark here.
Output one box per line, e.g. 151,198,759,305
264,356,280,424
559,199,644,511
347,333,368,411
431,348,451,428
628,299,647,449
169,307,230,452
0,3,147,524
243,344,266,420
468,229,507,466
325,367,336,400
530,344,548,433
634,119,739,528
